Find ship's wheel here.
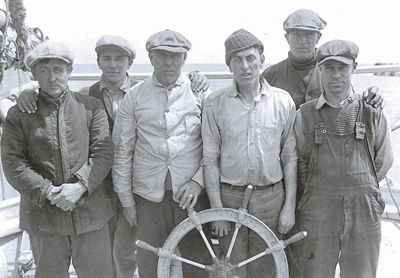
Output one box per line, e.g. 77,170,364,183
136,185,306,278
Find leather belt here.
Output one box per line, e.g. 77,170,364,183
220,182,278,192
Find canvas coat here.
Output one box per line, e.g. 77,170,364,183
1,89,114,236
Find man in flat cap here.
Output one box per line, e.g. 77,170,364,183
202,29,297,277
1,41,115,277
261,9,383,110
292,40,393,278
14,34,210,278
112,29,212,278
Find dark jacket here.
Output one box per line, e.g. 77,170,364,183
1,89,114,235
262,57,322,109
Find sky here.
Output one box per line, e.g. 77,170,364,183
3,0,400,66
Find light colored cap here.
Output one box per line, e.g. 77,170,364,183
317,40,359,65
95,35,136,61
25,41,74,69
283,9,327,32
146,29,191,53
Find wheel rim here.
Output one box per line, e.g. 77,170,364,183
157,208,289,278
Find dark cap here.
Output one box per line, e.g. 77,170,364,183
225,29,264,66
317,40,359,65
95,35,136,62
25,41,74,69
146,29,191,53
283,9,327,32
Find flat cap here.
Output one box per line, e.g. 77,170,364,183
95,35,136,61
316,40,359,65
283,9,327,32
25,41,74,69
146,29,191,53
225,29,264,66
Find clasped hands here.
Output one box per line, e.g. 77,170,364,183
46,182,87,212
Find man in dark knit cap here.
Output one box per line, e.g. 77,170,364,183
261,9,383,110
203,29,297,277
292,39,393,278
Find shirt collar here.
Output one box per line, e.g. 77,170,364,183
99,73,131,93
228,76,270,98
316,88,356,110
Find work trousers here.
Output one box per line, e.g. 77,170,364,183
113,207,138,278
29,225,112,278
218,181,285,278
135,191,212,278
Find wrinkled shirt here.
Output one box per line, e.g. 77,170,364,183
202,77,297,186
294,91,393,182
112,73,211,205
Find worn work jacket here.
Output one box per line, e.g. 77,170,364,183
262,57,322,109
1,89,114,236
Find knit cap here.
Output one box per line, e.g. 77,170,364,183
283,9,327,32
225,29,264,66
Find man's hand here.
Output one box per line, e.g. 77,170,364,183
278,204,295,235
123,205,138,227
188,71,210,92
50,182,87,211
363,86,384,108
46,185,61,202
16,89,38,114
212,221,231,237
175,180,202,210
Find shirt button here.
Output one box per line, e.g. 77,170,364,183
166,135,170,139
165,108,170,113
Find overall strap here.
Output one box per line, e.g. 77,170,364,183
358,99,380,188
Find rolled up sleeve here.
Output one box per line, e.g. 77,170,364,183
201,100,220,167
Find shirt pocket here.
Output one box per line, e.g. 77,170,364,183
345,141,368,174
259,126,281,152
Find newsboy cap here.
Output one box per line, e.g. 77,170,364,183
283,9,327,32
25,41,74,70
146,29,191,53
225,29,264,66
316,40,359,65
95,35,136,62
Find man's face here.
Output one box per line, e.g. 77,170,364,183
97,48,132,87
149,50,186,86
32,59,72,98
319,60,356,96
285,30,321,60
229,47,264,87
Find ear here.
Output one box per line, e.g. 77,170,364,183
260,55,265,68
316,32,322,44
97,58,101,69
31,68,38,81
67,65,73,78
148,52,154,66
127,59,133,69
352,62,358,74
284,33,290,44
183,53,187,64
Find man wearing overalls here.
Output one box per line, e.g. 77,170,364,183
292,39,393,278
